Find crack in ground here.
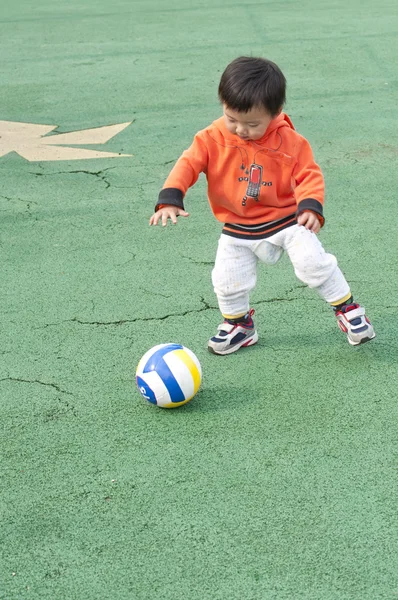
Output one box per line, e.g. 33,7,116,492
181,255,214,265
39,291,315,329
256,297,298,304
0,194,38,210
256,286,309,305
73,298,217,325
40,297,217,328
115,253,136,267
28,167,116,189
0,377,73,395
37,287,317,330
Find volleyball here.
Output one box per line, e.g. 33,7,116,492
136,343,202,408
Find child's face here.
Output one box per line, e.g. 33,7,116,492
223,104,278,141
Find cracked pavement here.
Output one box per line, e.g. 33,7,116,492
28,166,117,189
0,377,73,396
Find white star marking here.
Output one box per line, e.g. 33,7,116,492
0,120,132,162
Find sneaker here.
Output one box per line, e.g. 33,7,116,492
335,303,375,346
208,309,258,355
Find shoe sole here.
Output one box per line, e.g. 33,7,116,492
208,332,259,355
348,332,376,346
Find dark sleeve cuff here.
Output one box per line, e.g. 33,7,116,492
155,188,185,212
296,198,325,226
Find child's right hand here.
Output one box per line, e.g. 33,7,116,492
149,205,190,227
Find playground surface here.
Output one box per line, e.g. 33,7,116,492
1,1,397,598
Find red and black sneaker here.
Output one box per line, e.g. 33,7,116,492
335,303,375,346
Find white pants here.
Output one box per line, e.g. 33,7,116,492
211,225,350,317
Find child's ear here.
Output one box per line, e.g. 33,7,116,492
276,106,283,115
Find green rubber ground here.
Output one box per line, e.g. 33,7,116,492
1,1,397,598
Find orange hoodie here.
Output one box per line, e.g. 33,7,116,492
157,113,324,239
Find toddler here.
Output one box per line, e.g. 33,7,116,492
149,56,375,354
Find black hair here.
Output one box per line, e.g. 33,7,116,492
218,56,286,116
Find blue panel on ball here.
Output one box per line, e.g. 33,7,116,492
142,344,183,372
143,344,185,403
136,376,157,404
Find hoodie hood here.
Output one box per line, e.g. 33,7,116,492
212,112,295,146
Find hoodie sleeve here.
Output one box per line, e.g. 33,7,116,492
293,137,325,226
155,132,209,212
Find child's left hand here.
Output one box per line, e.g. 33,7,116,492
297,210,321,234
